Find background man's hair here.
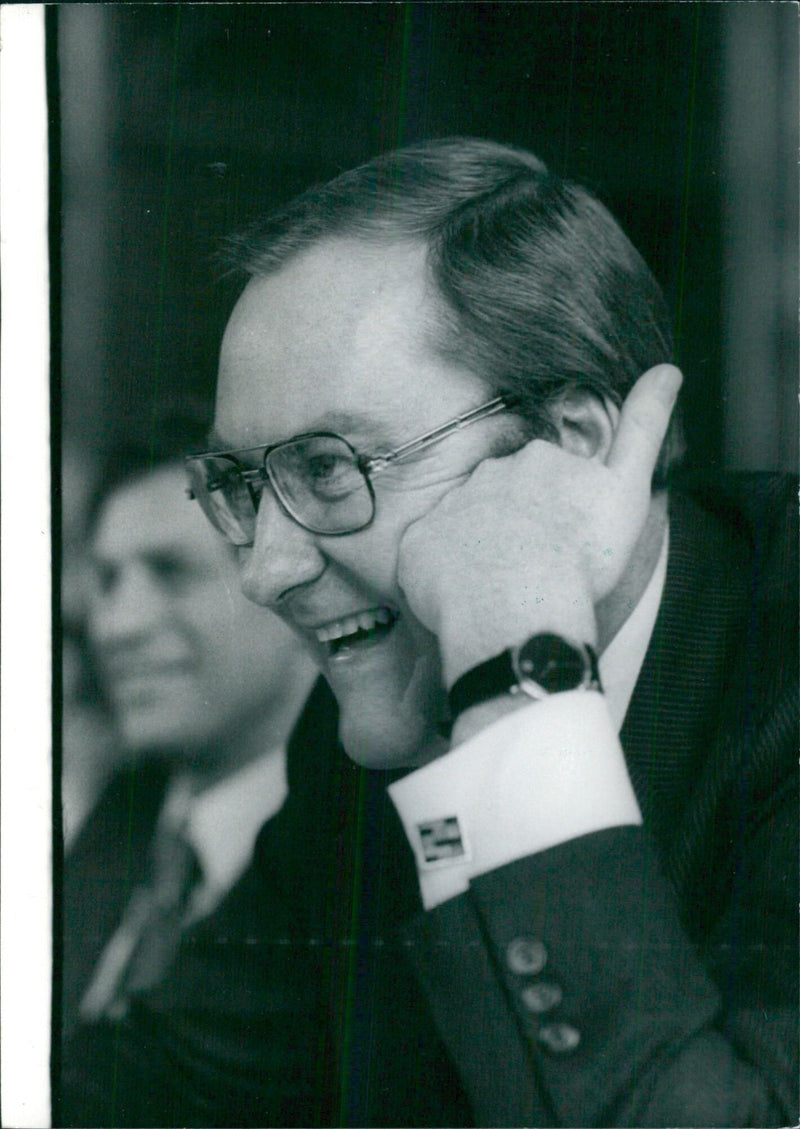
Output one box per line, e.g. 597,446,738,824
222,137,683,481
88,396,214,529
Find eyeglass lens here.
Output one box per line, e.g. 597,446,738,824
268,436,374,534
187,435,375,543
186,456,258,545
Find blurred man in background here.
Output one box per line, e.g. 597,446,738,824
61,437,116,847
60,408,339,1126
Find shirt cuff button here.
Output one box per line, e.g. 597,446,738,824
506,936,547,975
538,1022,581,1054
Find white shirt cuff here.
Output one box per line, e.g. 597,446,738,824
388,691,642,910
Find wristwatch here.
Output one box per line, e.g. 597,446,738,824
448,633,602,721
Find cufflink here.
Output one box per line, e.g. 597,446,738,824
415,816,470,868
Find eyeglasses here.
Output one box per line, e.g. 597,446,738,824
185,397,507,544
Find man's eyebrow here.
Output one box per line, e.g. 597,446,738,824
206,411,399,453
310,410,398,445
204,427,229,451
203,426,269,453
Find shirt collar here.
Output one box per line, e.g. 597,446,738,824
161,745,288,916
599,525,669,732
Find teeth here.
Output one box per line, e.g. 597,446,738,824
315,607,394,645
335,614,361,639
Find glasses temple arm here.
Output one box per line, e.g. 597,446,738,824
363,397,507,473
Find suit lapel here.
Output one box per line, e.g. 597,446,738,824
621,482,752,863
62,761,168,1038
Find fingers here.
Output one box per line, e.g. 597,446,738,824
606,365,682,482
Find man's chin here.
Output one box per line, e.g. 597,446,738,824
323,621,449,769
338,707,449,770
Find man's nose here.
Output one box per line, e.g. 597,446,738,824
239,489,326,607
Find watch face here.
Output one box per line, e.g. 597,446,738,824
516,634,588,694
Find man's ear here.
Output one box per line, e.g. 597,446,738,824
545,389,621,462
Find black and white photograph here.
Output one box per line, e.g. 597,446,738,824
1,3,797,1126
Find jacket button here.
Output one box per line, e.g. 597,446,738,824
521,981,563,1013
538,1023,581,1054
506,936,547,975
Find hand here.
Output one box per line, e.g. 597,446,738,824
397,365,682,687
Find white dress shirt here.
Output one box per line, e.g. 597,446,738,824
159,744,289,922
389,531,669,910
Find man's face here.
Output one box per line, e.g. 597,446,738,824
88,463,311,759
215,238,517,768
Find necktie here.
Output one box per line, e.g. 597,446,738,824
80,823,202,1021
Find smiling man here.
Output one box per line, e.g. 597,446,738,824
187,138,798,1126
88,462,313,775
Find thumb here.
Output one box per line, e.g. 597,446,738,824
606,364,682,482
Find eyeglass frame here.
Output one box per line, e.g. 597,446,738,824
185,396,509,541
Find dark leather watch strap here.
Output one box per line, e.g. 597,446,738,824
448,635,601,722
448,650,516,721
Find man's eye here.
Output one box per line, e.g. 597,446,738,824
92,562,117,596
148,554,195,592
303,453,361,498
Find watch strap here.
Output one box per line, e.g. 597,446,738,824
448,650,516,721
448,635,601,722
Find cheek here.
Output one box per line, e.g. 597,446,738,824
229,613,305,672
181,598,244,660
190,648,254,718
354,465,485,582
321,507,419,593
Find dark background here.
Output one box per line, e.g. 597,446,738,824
57,2,798,471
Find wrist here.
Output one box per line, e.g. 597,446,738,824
450,692,531,747
439,605,598,691
447,632,602,747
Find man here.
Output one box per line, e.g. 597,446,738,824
185,138,798,1126
61,437,116,847
59,413,341,1126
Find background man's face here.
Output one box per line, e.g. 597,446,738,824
215,237,517,768
88,463,309,757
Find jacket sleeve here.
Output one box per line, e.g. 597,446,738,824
399,477,799,1128
401,788,797,1128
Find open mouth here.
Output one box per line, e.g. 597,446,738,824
315,607,397,657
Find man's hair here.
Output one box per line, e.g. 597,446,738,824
88,397,214,530
222,137,683,480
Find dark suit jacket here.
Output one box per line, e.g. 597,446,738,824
59,474,798,1128
62,758,168,1044
296,473,798,1127
57,680,347,1128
